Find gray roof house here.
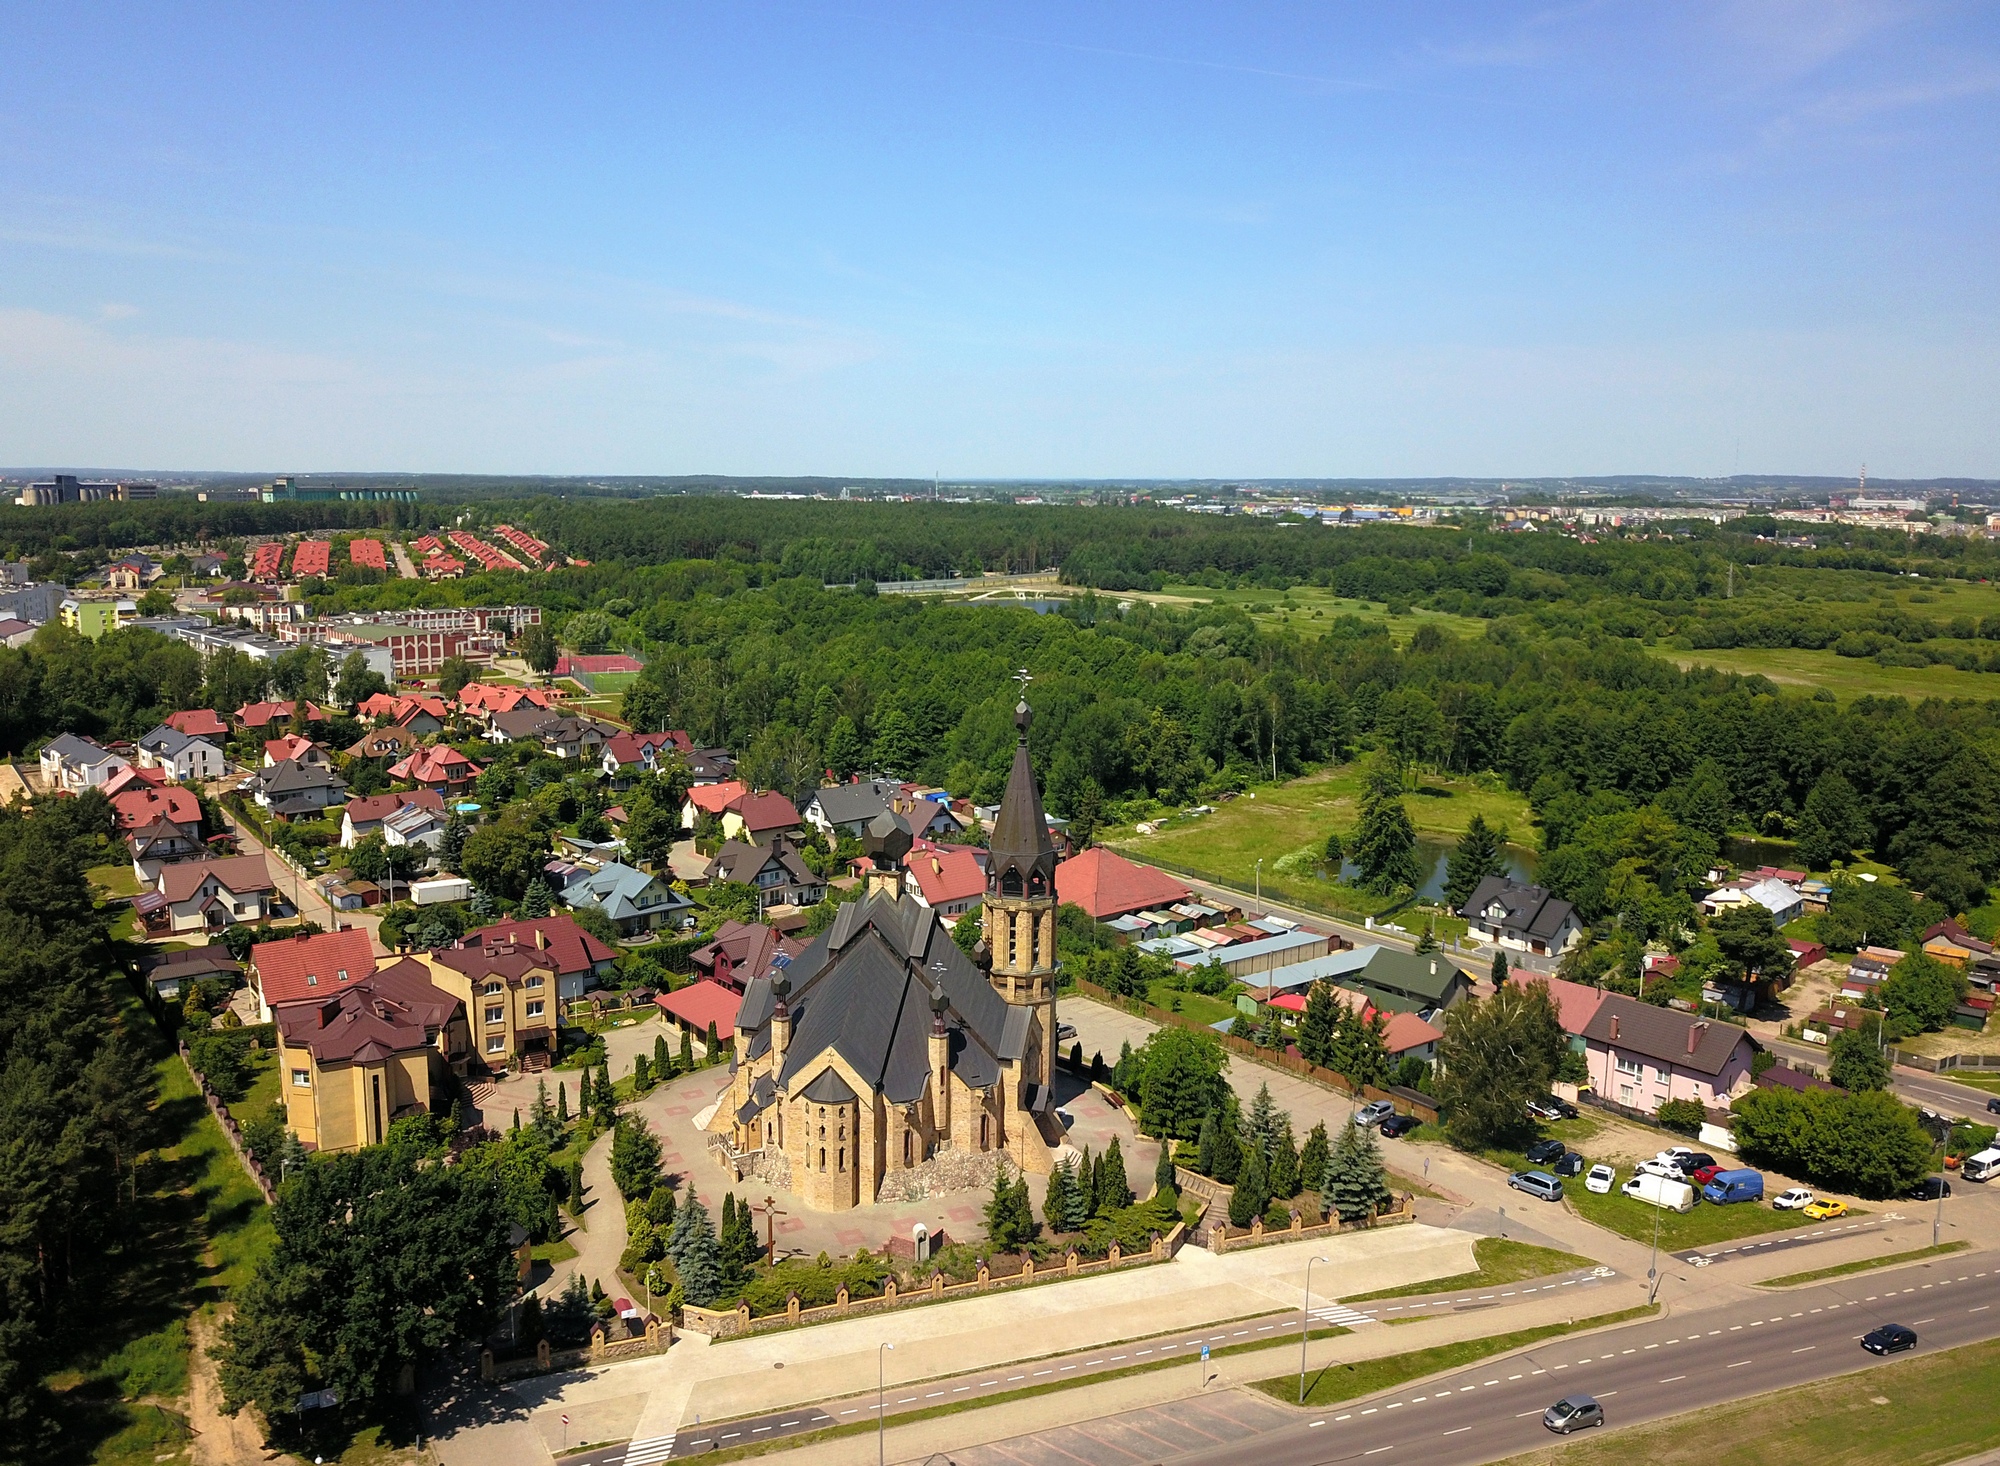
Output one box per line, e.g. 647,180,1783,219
802,780,900,839
244,758,349,819
136,725,226,782
39,733,129,791
559,860,695,936
705,835,827,912
1457,876,1584,957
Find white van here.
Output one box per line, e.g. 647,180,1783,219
1962,1148,2000,1184
1622,1173,1696,1213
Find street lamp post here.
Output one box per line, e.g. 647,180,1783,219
1299,1254,1332,1404
1255,858,1263,908
878,1341,894,1466
1647,1192,1662,1305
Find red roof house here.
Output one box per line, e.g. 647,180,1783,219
654,979,740,1044
389,745,484,790
1055,848,1191,922
250,927,381,1018
1507,971,1608,1036
236,699,328,730
165,709,229,739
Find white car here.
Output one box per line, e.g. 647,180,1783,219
1584,1163,1616,1194
1772,1187,1815,1211
1635,1157,1687,1182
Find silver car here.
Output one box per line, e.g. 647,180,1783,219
1543,1394,1604,1433
1354,1100,1396,1127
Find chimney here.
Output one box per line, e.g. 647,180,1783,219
1690,1020,1708,1055
1609,1014,1620,1042
536,927,548,950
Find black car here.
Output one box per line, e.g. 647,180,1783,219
1541,1094,1579,1120
1681,1152,1718,1173
1525,1138,1567,1165
1861,1324,1917,1355
1554,1151,1586,1177
1379,1113,1420,1138
1987,1097,2000,1116
1907,1177,1952,1201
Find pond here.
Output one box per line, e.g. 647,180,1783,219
1334,838,1540,904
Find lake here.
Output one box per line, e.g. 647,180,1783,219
1335,838,1540,904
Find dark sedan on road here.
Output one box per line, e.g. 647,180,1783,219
1906,1178,1952,1201
1862,1324,1918,1355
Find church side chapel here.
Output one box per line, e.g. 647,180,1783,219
711,698,1065,1211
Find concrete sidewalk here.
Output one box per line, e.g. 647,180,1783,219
432,1225,1481,1465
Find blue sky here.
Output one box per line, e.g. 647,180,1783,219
3,3,1997,477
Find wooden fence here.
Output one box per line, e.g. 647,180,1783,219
178,1042,277,1205
1069,977,1438,1123
681,1223,1187,1341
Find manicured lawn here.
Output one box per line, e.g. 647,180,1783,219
1492,1337,2000,1466
1140,980,1240,1031
533,1237,580,1265
1563,1172,1824,1251
1757,1241,1968,1289
1342,1237,1595,1303
1258,1305,1657,1408
89,861,145,898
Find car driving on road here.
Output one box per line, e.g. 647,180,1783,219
1543,1394,1604,1432
1862,1324,1917,1355
1906,1177,1952,1201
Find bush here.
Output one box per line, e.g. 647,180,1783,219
1655,1098,1706,1137
1731,1085,1932,1198
738,1251,889,1316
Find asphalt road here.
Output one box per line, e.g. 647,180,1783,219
1670,1212,1891,1265
1165,1261,2000,1466
1763,1034,2000,1119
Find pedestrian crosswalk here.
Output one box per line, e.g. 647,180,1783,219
622,1433,676,1465
1310,1302,1377,1328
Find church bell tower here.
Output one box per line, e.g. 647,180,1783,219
983,696,1059,1085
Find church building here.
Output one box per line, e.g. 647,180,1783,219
709,698,1064,1211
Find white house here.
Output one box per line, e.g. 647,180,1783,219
1702,877,1804,927
1456,876,1584,957
39,733,130,792
135,725,226,782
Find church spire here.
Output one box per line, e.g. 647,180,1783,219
988,696,1056,898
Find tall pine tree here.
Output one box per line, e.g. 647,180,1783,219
1443,813,1506,913
1298,981,1339,1068
1095,1137,1131,1213
1297,1121,1330,1201
1322,1121,1393,1223
1269,1118,1300,1199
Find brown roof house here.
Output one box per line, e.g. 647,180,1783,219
1581,993,1759,1114
705,835,825,914
145,855,276,936
274,957,467,1151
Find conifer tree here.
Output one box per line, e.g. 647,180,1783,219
634,1053,651,1091
556,1080,570,1126
1042,1158,1082,1233
1298,981,1338,1068
1297,1121,1330,1202
1321,1120,1393,1223
1153,1138,1177,1199
1245,1082,1280,1159
595,1059,614,1117
1194,1112,1220,1177
1228,1145,1271,1228
1211,1095,1244,1185
576,1064,593,1116
670,1191,723,1307
1490,947,1509,989
655,1032,672,1076
680,1027,695,1072
1095,1136,1131,1213
530,1079,556,1139
1269,1118,1300,1199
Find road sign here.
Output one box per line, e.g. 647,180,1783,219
1200,1344,1209,1361
561,1414,569,1425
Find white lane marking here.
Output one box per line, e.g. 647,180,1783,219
1727,1360,1753,1368
1336,1414,1352,1421
1514,1409,1542,1418
1971,1305,1991,1313
1444,1426,1472,1435
1365,1446,1394,1454
1310,1421,1325,1428
1660,1375,1686,1383
1793,1346,1815,1353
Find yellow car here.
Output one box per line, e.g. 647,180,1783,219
1801,1198,1848,1220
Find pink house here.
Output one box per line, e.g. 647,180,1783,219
1581,994,1759,1111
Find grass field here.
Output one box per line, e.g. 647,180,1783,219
1757,1241,1969,1288
1492,1337,2000,1466
1103,763,1533,917
1563,1174,1821,1251
1665,645,2000,702
1135,583,1495,647
1258,1305,1657,1408
1342,1237,1595,1303
88,861,144,898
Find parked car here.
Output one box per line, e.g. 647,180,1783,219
1802,1197,1848,1219
1525,1138,1568,1165
1509,1170,1565,1202
1773,1187,1815,1210
1585,1163,1616,1194
1702,1169,1764,1205
1681,1152,1718,1173
1543,1394,1604,1433
1554,1151,1586,1177
1056,1021,1077,1042
1861,1324,1917,1355
1527,1097,1566,1122
1622,1173,1696,1213
1962,1147,2000,1183
1690,1164,1726,1187
1379,1113,1420,1138
1907,1178,1952,1201
1543,1094,1579,1120
1635,1156,1687,1182
1354,1100,1396,1128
